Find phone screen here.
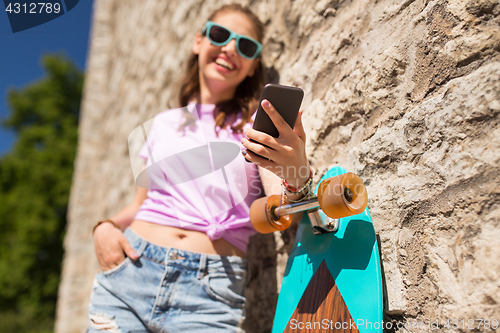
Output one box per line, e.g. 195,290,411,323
253,84,304,137
248,84,304,160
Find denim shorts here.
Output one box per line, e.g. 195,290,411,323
88,228,248,333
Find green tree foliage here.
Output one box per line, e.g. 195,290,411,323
0,53,83,333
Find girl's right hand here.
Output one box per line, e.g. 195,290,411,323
93,222,139,271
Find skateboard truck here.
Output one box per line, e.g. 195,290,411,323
268,200,339,234
250,172,368,234
308,211,339,234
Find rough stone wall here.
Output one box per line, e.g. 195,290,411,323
56,0,500,332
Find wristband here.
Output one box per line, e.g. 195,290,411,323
282,165,315,194
284,184,313,203
92,219,120,235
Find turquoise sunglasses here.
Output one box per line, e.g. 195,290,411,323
201,21,262,60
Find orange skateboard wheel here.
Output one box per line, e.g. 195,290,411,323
250,195,292,233
317,172,367,219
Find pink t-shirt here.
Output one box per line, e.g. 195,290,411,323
134,103,262,253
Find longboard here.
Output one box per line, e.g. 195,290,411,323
270,166,383,332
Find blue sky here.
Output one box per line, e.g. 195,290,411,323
0,0,94,156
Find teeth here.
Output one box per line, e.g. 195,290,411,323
215,58,234,70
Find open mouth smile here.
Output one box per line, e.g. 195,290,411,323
214,57,236,71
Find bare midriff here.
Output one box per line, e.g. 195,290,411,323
129,220,245,258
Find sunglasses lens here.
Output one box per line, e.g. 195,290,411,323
208,26,231,44
238,38,258,58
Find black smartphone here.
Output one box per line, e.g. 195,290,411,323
246,84,304,160
253,84,304,138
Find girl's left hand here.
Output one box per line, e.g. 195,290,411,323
241,99,310,188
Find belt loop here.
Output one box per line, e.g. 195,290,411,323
197,253,207,279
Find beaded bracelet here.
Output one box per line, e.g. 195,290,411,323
92,219,120,235
284,182,313,203
282,165,315,194
278,165,315,208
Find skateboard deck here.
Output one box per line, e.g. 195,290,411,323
272,166,383,333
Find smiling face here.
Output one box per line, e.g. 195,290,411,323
193,11,261,104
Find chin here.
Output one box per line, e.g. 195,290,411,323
209,71,238,84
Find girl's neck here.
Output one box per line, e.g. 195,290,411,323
199,89,235,105
199,74,237,104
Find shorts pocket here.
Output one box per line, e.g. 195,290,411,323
102,257,131,277
203,272,246,309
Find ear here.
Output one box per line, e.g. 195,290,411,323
192,32,202,55
247,58,260,78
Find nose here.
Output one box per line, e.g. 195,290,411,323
221,38,238,56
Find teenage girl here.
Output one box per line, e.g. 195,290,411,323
89,4,311,332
